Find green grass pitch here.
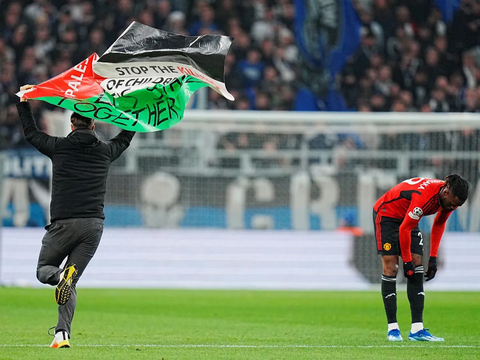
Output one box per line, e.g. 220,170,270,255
0,288,479,359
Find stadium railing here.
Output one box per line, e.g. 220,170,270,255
103,110,480,231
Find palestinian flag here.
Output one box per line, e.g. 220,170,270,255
17,22,234,132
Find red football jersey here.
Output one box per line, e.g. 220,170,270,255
374,177,445,219
374,177,452,262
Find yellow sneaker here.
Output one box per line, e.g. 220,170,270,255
50,330,71,348
55,264,77,305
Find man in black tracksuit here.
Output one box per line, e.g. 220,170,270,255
16,85,135,348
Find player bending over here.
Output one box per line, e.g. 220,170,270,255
373,174,468,342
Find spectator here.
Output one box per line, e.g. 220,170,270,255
446,71,466,110
2,2,22,43
188,5,219,36
61,0,85,24
80,27,107,56
462,50,478,89
359,8,385,51
0,38,15,65
236,48,265,89
333,137,360,169
358,101,381,150
9,25,29,63
411,68,430,106
254,135,282,168
463,88,480,112
165,11,188,35
277,27,297,62
386,26,407,62
399,90,414,112
137,9,156,28
275,1,295,32
231,30,251,61
370,53,385,71
33,26,56,61
275,84,295,111
251,7,277,44
417,24,433,54
50,26,83,64
78,2,96,38
208,89,230,110
259,38,275,67
370,93,387,111
272,45,296,83
427,7,447,37
55,7,76,42
395,6,415,39
153,0,172,30
257,66,281,94
233,96,251,111
424,47,444,88
215,0,240,34
341,71,359,109
354,31,379,77
0,62,18,105
375,65,394,97
357,76,375,101
373,0,396,40
17,48,39,86
254,91,271,111
429,87,450,112
434,36,455,75
392,41,420,90
226,17,243,38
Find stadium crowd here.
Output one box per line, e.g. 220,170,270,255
1,0,480,171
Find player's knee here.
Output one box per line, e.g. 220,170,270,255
382,257,399,276
384,269,398,277
36,268,55,285
36,269,46,283
412,254,423,266
383,266,398,277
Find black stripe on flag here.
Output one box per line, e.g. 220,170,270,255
97,22,233,83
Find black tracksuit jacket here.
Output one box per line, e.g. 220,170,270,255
16,102,135,223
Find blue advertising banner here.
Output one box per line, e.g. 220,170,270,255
1,149,50,227
294,0,362,110
3,149,51,179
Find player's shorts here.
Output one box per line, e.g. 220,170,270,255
373,210,424,256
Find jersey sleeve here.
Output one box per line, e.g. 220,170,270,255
430,209,452,258
399,195,424,262
107,130,135,162
16,102,59,158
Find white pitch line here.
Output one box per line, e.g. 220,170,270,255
0,344,478,348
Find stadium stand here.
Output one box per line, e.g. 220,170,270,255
1,0,480,150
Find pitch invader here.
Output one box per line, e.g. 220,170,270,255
373,174,469,341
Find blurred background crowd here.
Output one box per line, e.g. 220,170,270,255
1,0,480,160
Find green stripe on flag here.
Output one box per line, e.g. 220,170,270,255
36,75,209,132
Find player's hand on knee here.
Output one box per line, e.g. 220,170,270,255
403,261,415,280
425,256,437,281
